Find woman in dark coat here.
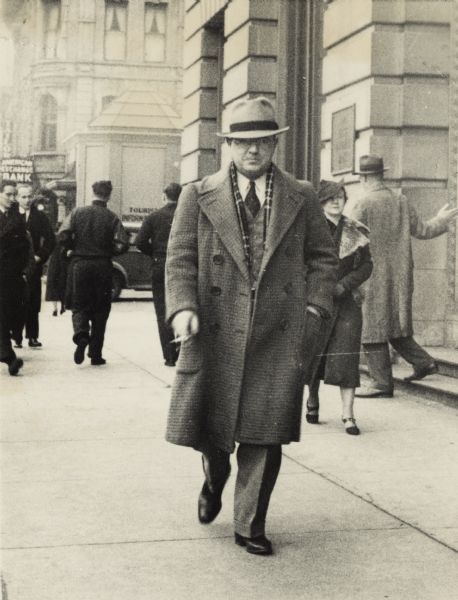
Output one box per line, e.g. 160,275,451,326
306,180,373,435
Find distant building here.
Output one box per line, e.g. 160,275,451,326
182,0,458,348
2,0,184,220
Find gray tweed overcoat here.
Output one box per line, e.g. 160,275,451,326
165,164,338,453
350,182,449,344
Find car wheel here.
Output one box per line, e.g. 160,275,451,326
111,271,124,301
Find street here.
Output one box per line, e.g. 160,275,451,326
1,297,457,600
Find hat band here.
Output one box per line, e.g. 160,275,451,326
229,120,279,133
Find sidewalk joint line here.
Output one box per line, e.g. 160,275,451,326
282,453,458,555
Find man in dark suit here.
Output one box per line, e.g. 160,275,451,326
0,181,30,376
58,180,129,366
136,182,181,366
17,186,55,348
165,97,338,556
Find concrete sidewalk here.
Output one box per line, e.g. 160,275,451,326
1,298,457,600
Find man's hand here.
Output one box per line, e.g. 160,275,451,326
436,203,458,223
34,255,41,263
172,310,199,342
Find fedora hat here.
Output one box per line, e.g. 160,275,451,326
354,154,389,175
217,97,289,139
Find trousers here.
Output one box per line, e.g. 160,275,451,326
151,271,178,364
363,336,434,391
200,440,282,538
24,270,42,339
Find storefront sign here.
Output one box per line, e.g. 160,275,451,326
331,105,355,175
122,206,153,223
0,157,34,183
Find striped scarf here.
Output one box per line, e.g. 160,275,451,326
229,161,274,274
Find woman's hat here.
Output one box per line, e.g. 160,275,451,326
217,97,289,139
353,154,389,175
318,179,345,204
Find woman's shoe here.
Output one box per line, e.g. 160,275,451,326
342,417,360,435
306,405,319,424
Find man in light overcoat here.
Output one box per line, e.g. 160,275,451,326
351,155,458,397
165,97,338,555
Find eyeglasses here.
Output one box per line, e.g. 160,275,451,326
231,138,275,149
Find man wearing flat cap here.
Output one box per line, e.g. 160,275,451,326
165,96,338,555
351,155,458,397
58,180,129,366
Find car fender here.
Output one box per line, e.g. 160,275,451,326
112,261,128,286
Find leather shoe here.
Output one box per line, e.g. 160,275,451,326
8,357,24,376
164,359,176,367
234,533,273,556
91,357,106,366
355,386,393,398
28,339,42,348
74,338,89,365
198,482,223,524
404,361,438,382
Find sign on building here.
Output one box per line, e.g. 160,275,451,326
0,157,34,184
331,105,355,175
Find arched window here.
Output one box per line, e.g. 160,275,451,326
144,2,166,62
39,94,57,151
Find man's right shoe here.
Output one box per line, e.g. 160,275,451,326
8,357,24,376
198,481,223,524
74,338,89,365
234,533,273,556
91,357,106,366
404,361,438,382
355,386,394,398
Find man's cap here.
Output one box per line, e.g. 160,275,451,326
217,97,289,139
354,154,389,175
318,179,346,204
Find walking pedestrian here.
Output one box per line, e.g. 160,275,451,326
351,155,458,397
165,97,338,555
17,186,56,348
305,180,373,435
136,182,181,366
0,182,31,376
58,180,129,366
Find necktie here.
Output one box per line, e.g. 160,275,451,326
245,180,261,218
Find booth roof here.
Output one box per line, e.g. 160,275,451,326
89,91,182,131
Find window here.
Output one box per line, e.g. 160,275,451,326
43,0,64,59
104,1,127,61
39,94,57,151
102,95,116,110
144,3,166,62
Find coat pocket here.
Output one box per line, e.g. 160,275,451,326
175,335,204,374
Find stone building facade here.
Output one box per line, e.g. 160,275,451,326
2,0,184,215
181,0,458,348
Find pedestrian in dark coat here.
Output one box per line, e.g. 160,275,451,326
306,180,372,435
0,182,31,376
350,155,458,397
58,180,129,366
136,182,181,366
45,244,69,315
17,186,55,347
165,97,338,555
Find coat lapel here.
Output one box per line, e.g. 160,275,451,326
198,169,250,281
259,167,304,275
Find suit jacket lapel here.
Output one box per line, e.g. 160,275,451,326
260,167,304,274
198,170,250,281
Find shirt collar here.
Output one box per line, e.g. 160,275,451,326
0,205,6,214
236,172,267,206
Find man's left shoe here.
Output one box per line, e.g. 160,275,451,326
404,361,438,382
74,338,89,365
8,357,24,376
198,481,223,524
91,357,106,366
164,359,176,367
28,339,42,348
234,533,273,556
355,386,393,398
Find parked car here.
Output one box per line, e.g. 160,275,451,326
111,225,152,299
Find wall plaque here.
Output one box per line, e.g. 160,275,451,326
331,105,355,175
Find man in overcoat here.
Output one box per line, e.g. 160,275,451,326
0,182,30,376
136,182,181,366
351,155,458,397
165,97,338,555
17,185,56,348
58,180,129,366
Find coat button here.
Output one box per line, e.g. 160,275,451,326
210,286,222,296
210,323,220,333
280,319,289,331
213,254,224,265
285,246,295,257
284,282,293,295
